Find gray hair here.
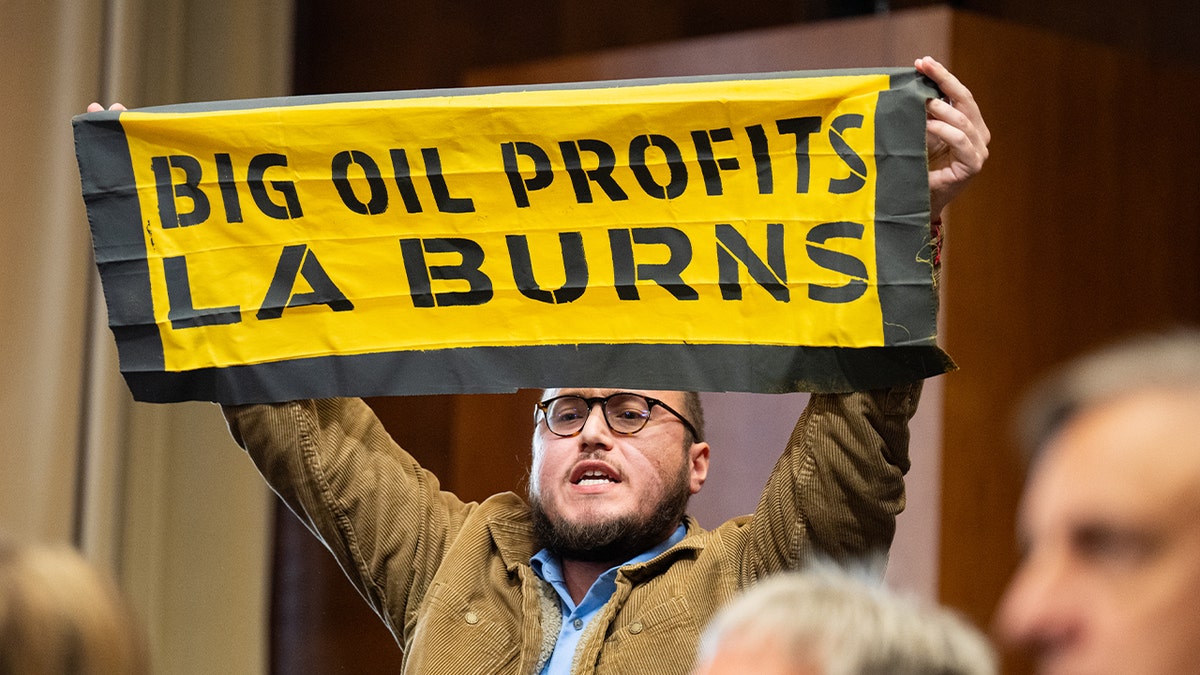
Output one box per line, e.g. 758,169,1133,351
1017,328,1200,461
695,562,996,675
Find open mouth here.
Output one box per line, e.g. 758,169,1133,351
575,470,618,486
570,463,621,486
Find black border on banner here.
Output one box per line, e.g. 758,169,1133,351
121,344,954,404
73,68,947,404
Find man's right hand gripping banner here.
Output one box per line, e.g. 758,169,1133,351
74,68,952,404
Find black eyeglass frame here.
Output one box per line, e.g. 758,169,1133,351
535,392,701,441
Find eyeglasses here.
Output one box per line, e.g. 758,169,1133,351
536,392,700,441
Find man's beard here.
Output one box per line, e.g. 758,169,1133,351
530,464,692,564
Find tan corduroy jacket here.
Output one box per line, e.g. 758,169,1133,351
223,383,919,674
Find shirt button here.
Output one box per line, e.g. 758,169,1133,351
629,622,643,635
465,611,479,625
573,618,584,631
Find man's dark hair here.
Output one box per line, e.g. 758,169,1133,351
680,391,705,443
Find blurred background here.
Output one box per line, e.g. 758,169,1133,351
3,0,1198,672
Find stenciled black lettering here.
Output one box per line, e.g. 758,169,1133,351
715,223,788,301
775,117,821,194
828,113,867,194
806,221,868,303
399,237,493,307
609,226,697,300
248,153,303,220
331,150,388,215
214,153,243,223
163,255,241,328
421,147,476,214
151,155,210,229
744,124,773,195
389,149,423,213
690,127,740,196
505,233,588,304
501,141,553,208
256,244,354,320
558,139,628,204
628,134,687,200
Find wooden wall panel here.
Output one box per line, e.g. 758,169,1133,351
466,8,953,85
447,391,543,503
938,12,1200,669
290,0,1200,96
291,0,941,94
271,510,406,673
959,0,1200,68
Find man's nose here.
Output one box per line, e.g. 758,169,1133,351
996,549,1081,655
577,402,615,447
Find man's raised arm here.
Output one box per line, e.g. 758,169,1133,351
223,398,472,642
737,56,988,576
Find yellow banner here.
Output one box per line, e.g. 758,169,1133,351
75,69,946,402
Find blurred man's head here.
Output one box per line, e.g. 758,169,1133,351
0,539,148,675
692,563,996,675
999,329,1200,674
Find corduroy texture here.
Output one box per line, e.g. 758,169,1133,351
223,384,919,674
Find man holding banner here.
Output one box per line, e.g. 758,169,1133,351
84,55,988,673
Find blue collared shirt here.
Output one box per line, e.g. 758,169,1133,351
530,524,687,674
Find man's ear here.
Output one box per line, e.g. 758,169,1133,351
688,441,710,494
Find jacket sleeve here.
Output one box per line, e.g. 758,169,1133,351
222,398,471,642
739,383,921,582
